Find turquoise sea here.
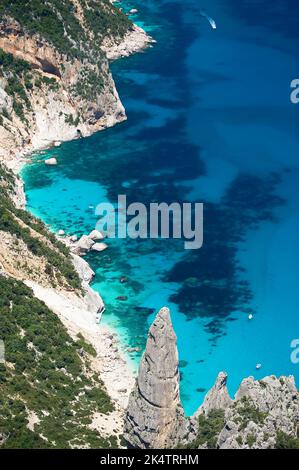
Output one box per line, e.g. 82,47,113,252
22,0,299,416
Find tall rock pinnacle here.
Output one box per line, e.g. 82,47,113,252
196,372,232,416
124,307,185,448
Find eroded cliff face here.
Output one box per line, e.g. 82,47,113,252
0,16,125,166
124,307,186,449
0,2,151,168
124,308,299,449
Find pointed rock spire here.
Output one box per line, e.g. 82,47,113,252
124,307,185,448
196,372,232,417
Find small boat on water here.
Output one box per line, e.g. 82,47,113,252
248,313,254,320
256,363,262,370
200,10,217,30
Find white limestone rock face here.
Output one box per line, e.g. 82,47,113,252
124,307,186,449
197,372,232,416
71,254,95,284
0,16,128,168
84,285,104,317
0,81,13,114
10,173,26,209
217,375,299,449
102,24,154,61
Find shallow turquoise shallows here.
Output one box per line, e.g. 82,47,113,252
22,0,299,416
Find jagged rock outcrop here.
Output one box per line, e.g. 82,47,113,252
217,375,299,449
71,232,107,255
71,254,104,316
125,308,299,450
197,372,232,416
188,374,299,449
102,24,154,60
124,307,186,449
0,3,151,168
72,234,95,255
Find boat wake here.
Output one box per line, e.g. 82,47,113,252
200,9,217,29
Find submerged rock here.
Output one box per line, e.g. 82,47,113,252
116,295,128,301
124,307,185,449
45,157,57,165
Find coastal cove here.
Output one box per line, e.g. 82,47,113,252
21,0,299,417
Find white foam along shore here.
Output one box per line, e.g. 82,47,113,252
1,12,153,412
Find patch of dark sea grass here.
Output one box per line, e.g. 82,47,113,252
165,172,285,338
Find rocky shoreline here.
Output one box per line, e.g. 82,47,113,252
0,11,153,425
1,21,153,174
102,23,155,61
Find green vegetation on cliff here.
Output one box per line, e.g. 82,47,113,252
0,274,116,448
0,0,131,59
234,396,267,431
0,164,80,289
275,431,299,449
0,0,132,120
184,410,225,449
0,49,33,121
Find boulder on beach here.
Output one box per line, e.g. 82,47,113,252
70,234,78,242
45,158,57,165
127,347,141,353
89,229,105,241
73,234,95,255
91,242,108,252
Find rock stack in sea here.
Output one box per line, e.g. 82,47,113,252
124,308,299,449
124,307,186,448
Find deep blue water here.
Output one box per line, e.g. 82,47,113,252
22,0,299,416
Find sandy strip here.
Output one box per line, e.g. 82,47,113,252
25,281,135,410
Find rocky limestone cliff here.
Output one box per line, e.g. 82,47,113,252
217,375,299,449
0,1,151,168
0,161,135,448
124,307,186,449
124,308,299,449
0,4,152,441
196,372,232,416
